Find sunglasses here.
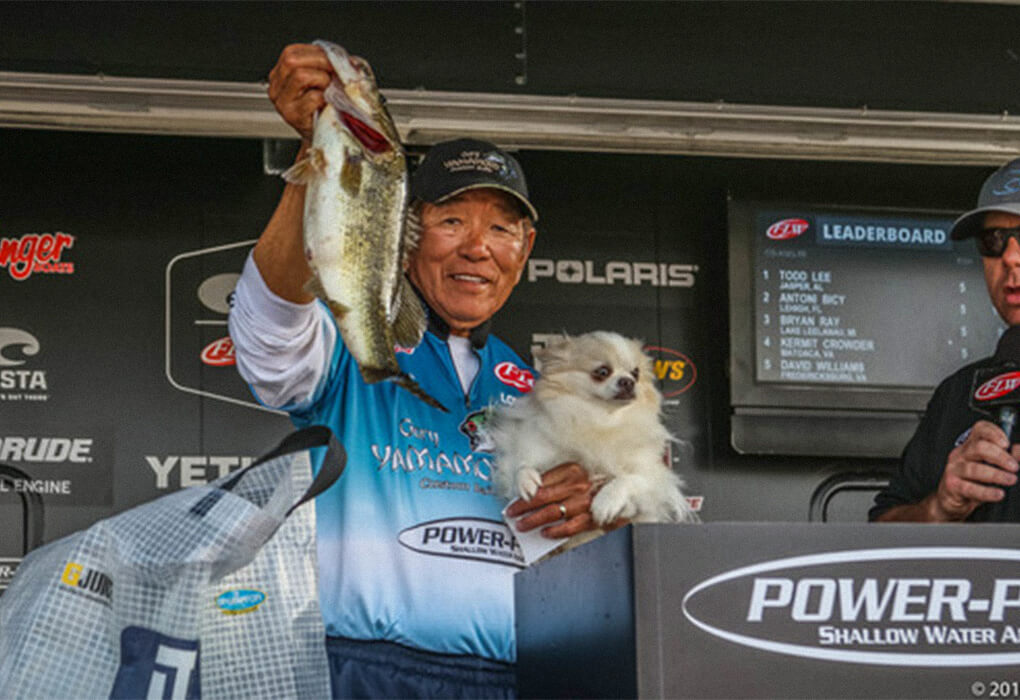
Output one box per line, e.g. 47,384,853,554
976,226,1020,257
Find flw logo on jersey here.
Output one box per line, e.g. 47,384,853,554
0,232,76,281
494,362,534,392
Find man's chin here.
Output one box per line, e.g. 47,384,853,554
439,309,493,334
999,308,1020,327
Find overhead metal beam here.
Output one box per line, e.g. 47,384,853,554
3,70,1020,165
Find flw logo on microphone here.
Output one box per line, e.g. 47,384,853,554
973,370,1020,402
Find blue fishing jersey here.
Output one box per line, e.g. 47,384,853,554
288,311,535,663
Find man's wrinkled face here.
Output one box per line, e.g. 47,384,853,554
406,188,536,336
982,211,1020,326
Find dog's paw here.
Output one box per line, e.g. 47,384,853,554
663,490,698,523
591,479,639,525
516,467,543,501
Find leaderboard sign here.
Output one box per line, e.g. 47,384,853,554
752,207,1001,389
728,200,1008,455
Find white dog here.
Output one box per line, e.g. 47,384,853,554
490,331,696,532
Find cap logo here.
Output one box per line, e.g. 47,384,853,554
992,168,1020,197
443,150,512,180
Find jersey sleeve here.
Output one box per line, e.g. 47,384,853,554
227,253,337,410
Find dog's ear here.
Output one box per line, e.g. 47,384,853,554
533,334,573,374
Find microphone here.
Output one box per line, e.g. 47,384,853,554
969,326,1020,521
969,326,1020,441
966,328,1020,438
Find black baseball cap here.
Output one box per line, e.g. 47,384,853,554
950,157,1020,240
410,138,538,222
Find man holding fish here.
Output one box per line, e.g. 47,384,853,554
228,41,606,697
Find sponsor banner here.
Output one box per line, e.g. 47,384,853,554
0,327,50,403
517,524,1020,698
527,258,697,288
398,517,525,568
646,345,697,398
145,454,255,490
165,240,283,414
683,547,1020,667
200,336,236,367
0,427,113,506
0,232,76,281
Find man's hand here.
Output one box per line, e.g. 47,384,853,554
504,462,627,538
266,43,334,141
931,419,1020,520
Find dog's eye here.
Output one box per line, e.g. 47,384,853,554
591,365,611,381
631,368,640,380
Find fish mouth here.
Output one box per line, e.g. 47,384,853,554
340,112,392,154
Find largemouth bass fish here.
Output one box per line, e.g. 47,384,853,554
283,40,446,412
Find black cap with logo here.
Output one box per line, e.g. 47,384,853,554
410,138,538,222
950,157,1020,240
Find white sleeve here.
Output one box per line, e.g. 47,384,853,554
227,253,337,410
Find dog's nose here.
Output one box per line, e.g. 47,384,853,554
614,376,635,400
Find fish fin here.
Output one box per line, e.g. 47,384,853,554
392,277,426,349
395,373,449,413
401,208,422,268
303,276,350,317
282,148,327,185
340,150,363,195
360,365,447,413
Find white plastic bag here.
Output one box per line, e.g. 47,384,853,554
0,425,343,699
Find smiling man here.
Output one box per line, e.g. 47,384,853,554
871,158,1020,523
227,43,604,699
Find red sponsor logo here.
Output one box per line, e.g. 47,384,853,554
495,361,534,392
766,218,809,241
974,371,1020,401
201,337,236,367
0,233,76,281
645,345,697,397
394,345,416,355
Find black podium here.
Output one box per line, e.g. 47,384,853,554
515,523,1020,699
